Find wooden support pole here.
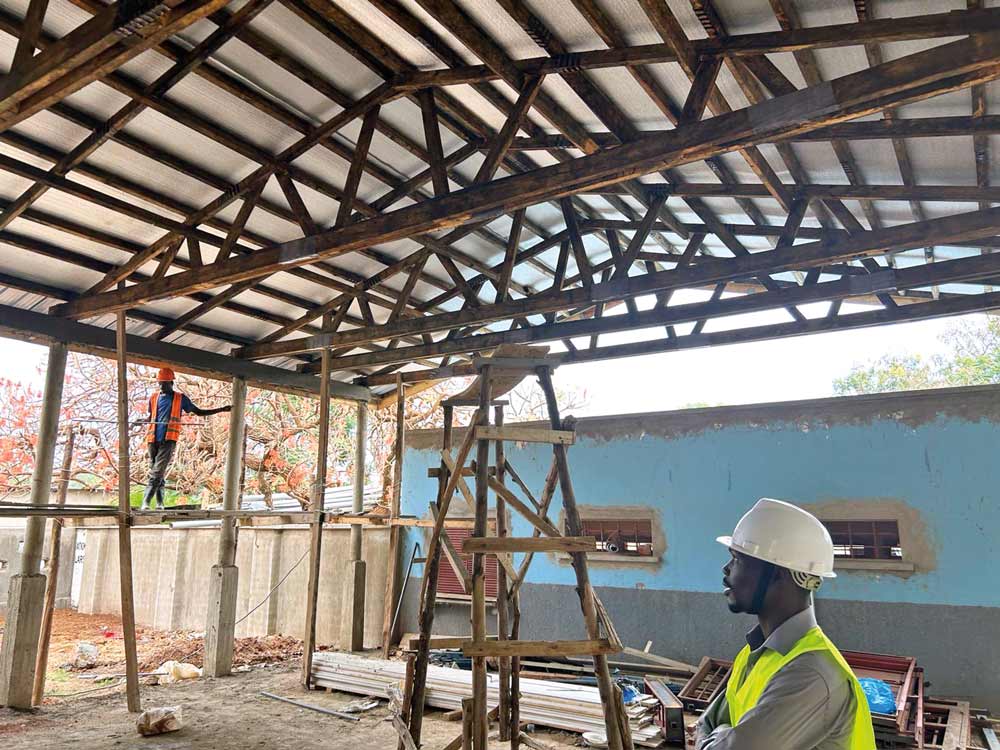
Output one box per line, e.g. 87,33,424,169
404,403,455,749
471,366,492,750
381,375,406,657
510,577,521,750
344,400,368,651
115,300,141,713
204,376,246,677
494,404,511,741
30,422,74,706
461,697,475,750
536,367,623,749
301,348,330,687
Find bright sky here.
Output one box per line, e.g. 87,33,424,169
1,300,975,418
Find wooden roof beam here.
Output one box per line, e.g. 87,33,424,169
238,204,1000,361
360,289,1000,384
0,0,231,128
344,250,1000,375
0,303,368,400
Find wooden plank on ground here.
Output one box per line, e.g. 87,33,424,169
462,638,617,657
621,646,696,674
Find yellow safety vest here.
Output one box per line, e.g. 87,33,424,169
726,626,876,750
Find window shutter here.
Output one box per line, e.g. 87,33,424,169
436,527,498,598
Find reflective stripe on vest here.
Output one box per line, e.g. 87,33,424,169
147,392,183,443
726,626,876,750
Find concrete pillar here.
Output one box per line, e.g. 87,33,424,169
342,401,367,651
203,565,239,677
0,343,66,708
204,377,246,677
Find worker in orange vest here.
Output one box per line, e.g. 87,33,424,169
142,367,232,510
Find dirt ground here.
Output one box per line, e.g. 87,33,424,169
0,610,306,700
0,660,583,749
0,611,581,749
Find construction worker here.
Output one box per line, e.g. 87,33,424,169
142,367,231,510
697,498,876,750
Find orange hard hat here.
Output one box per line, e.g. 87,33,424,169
156,367,175,382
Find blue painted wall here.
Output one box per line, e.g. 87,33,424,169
400,385,1000,609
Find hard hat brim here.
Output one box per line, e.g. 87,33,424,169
715,535,836,578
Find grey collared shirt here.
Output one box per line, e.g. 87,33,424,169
695,607,857,750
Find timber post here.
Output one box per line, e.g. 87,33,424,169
301,348,331,687
381,374,406,657
115,301,141,713
32,422,76,706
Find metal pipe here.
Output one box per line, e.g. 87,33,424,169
259,691,360,721
350,400,367,560
389,542,421,645
218,377,246,567
21,342,67,574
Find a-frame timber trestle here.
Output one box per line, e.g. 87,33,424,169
400,357,631,750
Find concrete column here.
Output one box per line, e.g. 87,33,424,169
350,401,367,558
0,343,67,708
342,401,367,650
204,377,246,678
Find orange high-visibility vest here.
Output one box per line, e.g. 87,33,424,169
148,392,183,443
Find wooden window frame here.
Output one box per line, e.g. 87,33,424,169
557,506,664,566
821,518,915,573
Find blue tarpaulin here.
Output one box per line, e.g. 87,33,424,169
858,677,897,715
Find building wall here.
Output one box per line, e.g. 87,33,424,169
0,521,77,611
76,525,390,649
397,385,1000,709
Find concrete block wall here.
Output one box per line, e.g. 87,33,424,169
76,525,390,649
0,522,76,611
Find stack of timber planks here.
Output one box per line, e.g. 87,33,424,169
311,652,665,746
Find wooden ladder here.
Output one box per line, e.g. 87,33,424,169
402,361,632,750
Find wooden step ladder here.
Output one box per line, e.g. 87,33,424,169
401,359,633,750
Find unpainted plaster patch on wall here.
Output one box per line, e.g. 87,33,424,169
799,497,937,579
405,385,1000,450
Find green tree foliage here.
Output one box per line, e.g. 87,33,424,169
833,316,1000,395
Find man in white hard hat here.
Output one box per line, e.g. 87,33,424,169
696,498,875,750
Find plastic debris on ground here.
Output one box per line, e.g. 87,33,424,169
73,642,99,669
154,661,202,684
136,706,183,736
341,698,380,713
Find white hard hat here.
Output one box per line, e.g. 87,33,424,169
717,498,836,578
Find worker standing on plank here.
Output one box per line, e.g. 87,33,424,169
696,498,876,750
141,367,231,510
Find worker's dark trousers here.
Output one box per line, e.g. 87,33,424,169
146,440,177,494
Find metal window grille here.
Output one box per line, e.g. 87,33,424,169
822,519,903,560
435,527,499,599
577,518,654,556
